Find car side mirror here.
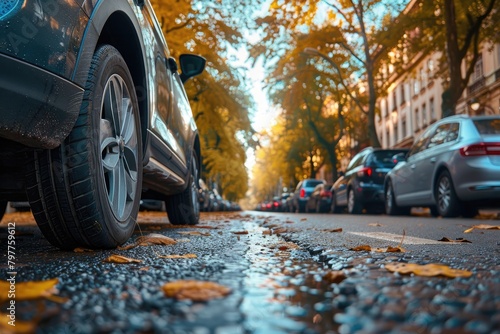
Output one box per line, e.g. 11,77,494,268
179,54,206,83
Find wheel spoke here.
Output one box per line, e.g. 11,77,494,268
121,99,135,143
101,137,119,171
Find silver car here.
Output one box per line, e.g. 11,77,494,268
384,115,500,218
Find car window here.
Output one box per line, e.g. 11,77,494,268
427,123,460,149
408,127,433,157
346,150,369,171
368,150,407,168
473,119,500,135
304,180,324,188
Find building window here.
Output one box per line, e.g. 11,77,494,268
415,108,420,129
472,54,483,82
402,117,407,138
427,59,434,78
386,129,390,147
420,67,426,87
394,123,398,144
400,84,405,105
413,78,420,96
393,91,397,111
430,98,436,120
422,103,427,126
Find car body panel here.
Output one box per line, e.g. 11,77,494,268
0,0,202,203
332,147,408,211
386,115,500,211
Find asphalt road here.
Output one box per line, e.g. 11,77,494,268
0,210,499,334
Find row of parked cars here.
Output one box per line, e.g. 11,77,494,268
259,115,500,218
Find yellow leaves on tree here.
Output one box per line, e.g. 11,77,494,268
162,280,231,302
385,263,472,278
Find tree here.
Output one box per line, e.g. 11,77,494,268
251,0,408,148
151,0,257,200
397,0,499,117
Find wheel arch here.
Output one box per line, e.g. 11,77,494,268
73,3,149,159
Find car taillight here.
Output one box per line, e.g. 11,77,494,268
274,202,279,207
320,190,332,197
300,188,306,198
357,167,373,177
460,143,500,156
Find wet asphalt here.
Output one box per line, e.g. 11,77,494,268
0,210,499,334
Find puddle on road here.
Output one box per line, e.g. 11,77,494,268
241,222,339,334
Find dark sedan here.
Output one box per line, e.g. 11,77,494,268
0,1,205,249
331,147,409,214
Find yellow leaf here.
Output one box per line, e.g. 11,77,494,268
103,254,142,264
136,233,177,246
464,224,500,233
159,254,197,259
385,263,472,278
350,245,372,252
162,280,231,301
0,314,36,334
386,246,405,253
438,237,472,243
0,279,59,303
73,247,94,253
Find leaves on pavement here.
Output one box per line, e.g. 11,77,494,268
438,237,472,243
323,228,343,233
73,247,94,253
103,254,142,264
159,254,197,259
350,245,372,252
464,224,500,233
177,231,211,236
232,230,249,235
350,245,405,253
0,279,60,303
0,314,36,334
322,271,347,284
385,263,472,278
136,233,177,246
162,280,231,301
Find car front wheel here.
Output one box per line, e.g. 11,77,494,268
26,45,142,249
385,182,410,216
165,153,200,225
435,170,460,218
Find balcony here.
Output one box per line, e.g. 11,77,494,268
467,77,485,95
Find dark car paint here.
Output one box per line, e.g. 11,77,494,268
0,0,201,199
332,147,409,212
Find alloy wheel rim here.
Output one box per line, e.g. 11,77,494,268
348,191,354,213
437,176,451,213
386,186,393,212
100,74,139,221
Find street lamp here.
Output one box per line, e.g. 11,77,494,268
468,98,496,115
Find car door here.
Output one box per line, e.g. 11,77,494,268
412,122,460,203
393,127,433,205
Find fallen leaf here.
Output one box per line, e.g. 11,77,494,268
262,229,271,235
386,246,406,253
464,224,500,233
368,223,383,227
385,263,472,278
0,279,59,303
0,314,36,334
136,233,177,246
323,271,347,284
350,245,372,252
313,314,323,324
117,244,137,250
232,230,249,235
300,218,307,221
285,220,294,224
73,248,94,253
159,254,197,259
162,280,231,301
177,231,211,237
139,267,150,271
324,228,343,233
438,237,472,243
103,254,142,264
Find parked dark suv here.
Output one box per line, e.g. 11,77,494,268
331,147,409,214
0,1,205,249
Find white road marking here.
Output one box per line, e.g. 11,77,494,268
348,232,444,245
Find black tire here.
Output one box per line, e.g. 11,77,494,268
315,201,322,213
165,153,200,225
429,206,439,217
347,188,363,214
0,201,7,222
385,182,410,216
26,45,142,250
435,170,460,218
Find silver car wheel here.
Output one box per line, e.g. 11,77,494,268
100,74,139,221
437,175,451,213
